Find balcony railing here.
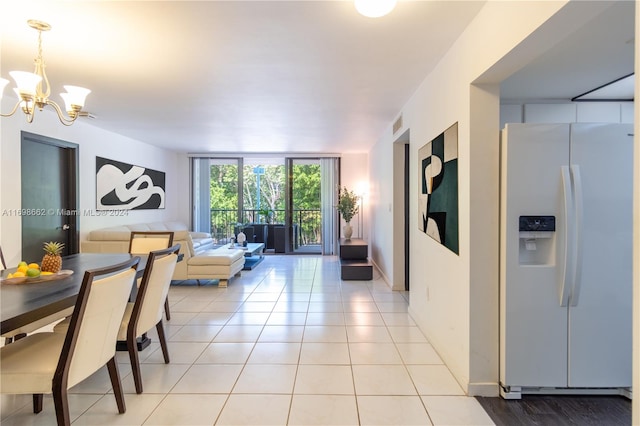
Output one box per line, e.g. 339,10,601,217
210,208,321,248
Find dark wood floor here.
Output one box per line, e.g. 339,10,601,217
476,395,632,426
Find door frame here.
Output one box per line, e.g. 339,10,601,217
21,131,80,256
393,129,411,291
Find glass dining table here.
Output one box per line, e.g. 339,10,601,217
1,253,146,338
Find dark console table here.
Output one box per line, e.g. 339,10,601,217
339,238,373,280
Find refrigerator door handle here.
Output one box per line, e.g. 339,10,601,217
559,165,574,307
569,165,584,306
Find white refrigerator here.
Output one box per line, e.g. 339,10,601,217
499,123,634,398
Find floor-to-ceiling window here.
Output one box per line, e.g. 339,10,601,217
192,155,338,254
242,158,286,225
289,158,322,253
193,158,241,242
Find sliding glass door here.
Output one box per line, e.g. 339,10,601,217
193,155,338,254
288,158,322,254
240,158,286,251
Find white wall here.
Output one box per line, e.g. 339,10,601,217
0,102,180,266
370,140,394,284
340,153,369,244
366,0,626,395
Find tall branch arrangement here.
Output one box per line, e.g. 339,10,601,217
337,186,360,223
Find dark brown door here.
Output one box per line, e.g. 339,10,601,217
20,132,78,263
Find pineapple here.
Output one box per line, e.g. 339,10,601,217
41,241,64,273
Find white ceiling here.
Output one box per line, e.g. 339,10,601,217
1,1,635,154
1,0,485,153
500,1,635,102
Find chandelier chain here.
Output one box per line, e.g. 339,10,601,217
35,29,51,100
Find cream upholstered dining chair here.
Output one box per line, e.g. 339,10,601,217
120,244,179,393
0,246,74,345
128,231,174,321
0,257,139,426
53,245,179,394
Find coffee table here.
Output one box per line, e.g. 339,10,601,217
229,242,265,270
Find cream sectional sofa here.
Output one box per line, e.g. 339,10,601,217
81,221,245,287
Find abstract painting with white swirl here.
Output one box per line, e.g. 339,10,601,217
96,157,165,210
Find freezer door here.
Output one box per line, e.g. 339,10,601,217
567,123,633,387
500,123,570,388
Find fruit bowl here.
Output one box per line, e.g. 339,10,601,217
0,270,73,285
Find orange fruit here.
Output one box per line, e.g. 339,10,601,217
28,263,39,269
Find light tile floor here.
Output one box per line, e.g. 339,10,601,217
1,255,495,425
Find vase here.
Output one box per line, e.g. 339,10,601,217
236,231,246,245
343,223,353,240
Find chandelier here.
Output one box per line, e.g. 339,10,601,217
0,20,91,126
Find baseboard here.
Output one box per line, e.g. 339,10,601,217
468,382,500,397
407,305,500,398
369,258,394,289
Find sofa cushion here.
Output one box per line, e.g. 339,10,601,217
192,238,214,251
147,222,190,232
87,223,192,242
88,226,139,241
188,248,244,266
183,233,215,258
185,234,197,258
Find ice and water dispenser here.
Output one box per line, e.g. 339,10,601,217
518,216,555,265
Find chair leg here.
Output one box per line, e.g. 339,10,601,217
106,357,127,412
164,296,171,321
156,321,170,364
52,386,70,426
127,334,144,394
32,393,43,413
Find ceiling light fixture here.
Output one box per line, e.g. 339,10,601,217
355,0,397,18
0,20,91,126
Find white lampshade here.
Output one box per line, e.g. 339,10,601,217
13,88,33,112
60,85,91,111
9,71,41,97
0,78,9,99
354,0,397,18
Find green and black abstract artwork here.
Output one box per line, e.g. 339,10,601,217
418,122,459,255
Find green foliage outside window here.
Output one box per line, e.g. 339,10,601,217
209,165,238,210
